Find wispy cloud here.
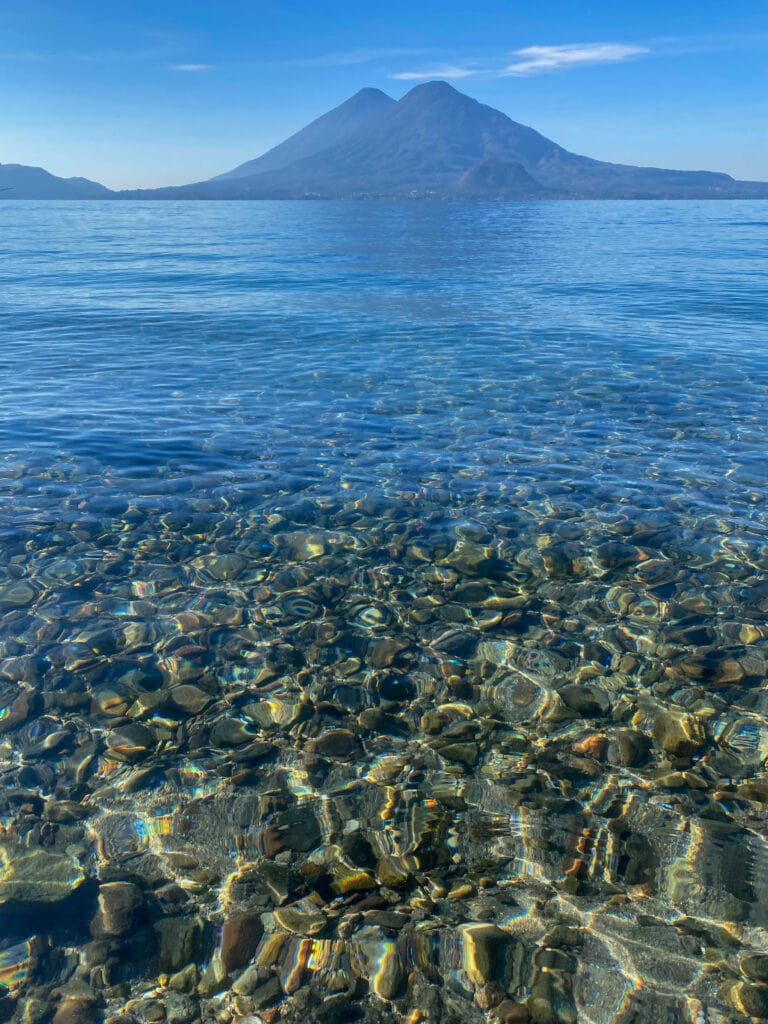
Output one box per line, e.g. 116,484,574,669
0,49,42,61
391,64,479,81
285,47,429,68
391,41,650,82
170,63,212,72
504,43,648,76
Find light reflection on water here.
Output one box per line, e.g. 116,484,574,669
0,200,767,1022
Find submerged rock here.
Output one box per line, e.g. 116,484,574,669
220,910,264,971
93,881,144,936
652,710,706,757
0,845,84,906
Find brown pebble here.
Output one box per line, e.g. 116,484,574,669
220,910,264,972
493,1000,530,1023
52,999,98,1024
307,728,360,759
93,881,144,937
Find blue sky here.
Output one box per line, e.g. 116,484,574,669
2,0,767,189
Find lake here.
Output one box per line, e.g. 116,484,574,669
1,200,767,1024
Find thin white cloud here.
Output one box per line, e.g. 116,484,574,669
170,63,212,72
285,47,429,68
0,50,43,61
504,43,648,76
391,64,479,81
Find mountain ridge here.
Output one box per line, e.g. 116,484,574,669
0,163,112,199
3,82,768,200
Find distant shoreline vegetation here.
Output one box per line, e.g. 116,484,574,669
3,81,768,201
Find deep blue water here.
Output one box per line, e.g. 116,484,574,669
1,200,766,520
2,200,768,1023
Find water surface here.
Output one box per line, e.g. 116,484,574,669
0,200,767,1024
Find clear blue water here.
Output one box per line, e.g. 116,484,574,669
1,200,768,1023
2,201,766,511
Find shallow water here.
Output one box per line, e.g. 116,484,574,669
0,200,767,1024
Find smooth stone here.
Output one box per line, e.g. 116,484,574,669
741,954,768,983
228,739,278,764
20,999,49,1024
94,881,144,936
249,977,282,1009
459,923,512,987
357,708,407,736
331,869,377,895
366,638,409,667
254,860,294,904
572,734,608,759
595,542,642,568
0,845,84,906
164,992,197,1024
714,659,746,685
731,981,768,1018
559,684,610,716
0,582,36,607
273,808,321,853
0,692,34,734
439,741,479,766
352,926,403,1000
374,952,404,1000
606,729,651,767
167,965,198,993
202,554,246,580
169,685,212,715
652,710,706,757
493,1001,530,1023
44,800,89,823
376,855,410,888
132,1000,165,1023
220,910,263,972
231,964,263,996
209,717,256,746
377,675,416,702
154,916,206,973
737,781,768,803
195,958,228,998
273,905,325,936
362,911,408,930
105,723,154,762
52,999,99,1024
308,729,360,759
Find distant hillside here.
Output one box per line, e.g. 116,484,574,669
6,84,768,200
124,81,768,200
453,159,559,198
213,87,396,180
0,164,112,199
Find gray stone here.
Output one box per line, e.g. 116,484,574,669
164,992,197,1024
169,685,212,715
106,723,154,762
652,710,705,757
559,684,610,716
154,916,205,973
439,741,479,766
741,954,768,984
231,964,263,996
308,729,360,759
0,845,84,906
733,982,768,1018
249,976,282,1009
606,729,651,767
